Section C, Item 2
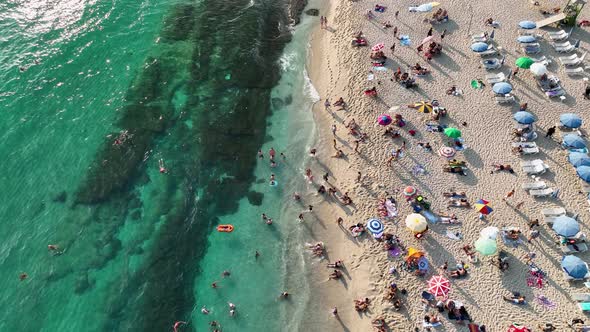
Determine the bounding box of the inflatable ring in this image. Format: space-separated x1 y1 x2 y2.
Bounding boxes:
217 225 234 233
270 180 278 187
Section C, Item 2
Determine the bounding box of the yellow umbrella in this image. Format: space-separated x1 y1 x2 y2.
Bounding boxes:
405 213 428 232
414 101 433 113
406 247 425 261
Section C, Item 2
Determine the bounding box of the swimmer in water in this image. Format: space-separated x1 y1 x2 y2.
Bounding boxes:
222 270 231 278
280 291 290 299
19 273 28 281
269 147 276 160
266 218 273 225
258 150 264 159
173 321 187 332
255 250 260 259
261 213 268 221
48 244 64 256
201 306 210 314
159 159 167 173
270 173 276 182
293 192 301 200
211 282 218 288
270 160 277 167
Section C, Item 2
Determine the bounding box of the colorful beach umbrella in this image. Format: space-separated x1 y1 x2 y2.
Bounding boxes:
414 101 433 113
563 134 586 149
405 213 428 232
475 237 497 256
475 199 493 215
371 43 385 51
560 113 583 128
519 20 536 29
517 35 536 43
562 255 589 279
492 82 513 94
577 166 590 182
552 216 580 237
529 62 547 76
406 247 424 261
428 275 451 297
508 324 531 332
378 114 392 126
366 218 384 235
444 127 461 138
403 186 417 197
515 57 534 69
480 226 500 240
438 146 456 158
513 111 536 124
471 42 489 53
569 152 590 167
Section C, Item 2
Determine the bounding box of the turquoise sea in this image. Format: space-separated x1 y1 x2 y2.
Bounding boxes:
0 0 319 331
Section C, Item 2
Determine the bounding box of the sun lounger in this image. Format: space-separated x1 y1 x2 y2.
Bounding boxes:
495 95 514 104
547 29 570 41
530 188 555 197
541 207 566 217
481 58 502 70
512 142 537 148
563 243 589 254
523 43 541 54
486 72 506 84
544 216 558 225
520 159 545 167
522 146 539 154
574 293 590 302
560 52 586 66
531 55 552 66
554 41 574 48
555 44 575 53
478 47 499 57
569 232 587 242
565 67 586 76
522 164 547 175
522 181 547 191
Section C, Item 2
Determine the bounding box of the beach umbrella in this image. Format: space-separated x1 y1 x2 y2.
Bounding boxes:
405 213 428 232
563 134 586 149
438 146 456 158
474 237 497 256
444 127 461 138
428 275 451 297
371 43 385 51
519 20 536 29
492 82 513 94
569 152 590 167
480 226 500 240
417 256 429 270
414 101 433 113
475 199 493 215
517 35 536 43
366 218 384 235
560 113 583 128
471 42 489 52
406 247 425 261
508 324 531 332
377 114 392 126
529 62 547 76
562 255 589 279
515 57 534 69
577 166 590 182
513 111 536 124
403 186 417 197
552 216 580 237
416 2 438 12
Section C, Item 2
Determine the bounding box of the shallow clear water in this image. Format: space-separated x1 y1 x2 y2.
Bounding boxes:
0 0 317 330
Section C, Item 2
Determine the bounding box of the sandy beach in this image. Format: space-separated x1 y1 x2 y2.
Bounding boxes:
299 0 590 331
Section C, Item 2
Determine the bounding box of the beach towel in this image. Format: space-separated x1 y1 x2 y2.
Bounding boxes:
388 247 402 257
535 294 556 309
423 322 442 328
373 66 388 71
422 210 438 224
385 199 398 217
446 230 463 240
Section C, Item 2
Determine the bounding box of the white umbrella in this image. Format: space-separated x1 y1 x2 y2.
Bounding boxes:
480 226 499 240
530 62 547 76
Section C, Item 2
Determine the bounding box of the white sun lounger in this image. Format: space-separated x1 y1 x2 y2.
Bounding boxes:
530 188 555 197
495 95 515 104
523 43 541 54
565 67 586 76
564 243 589 254
512 142 537 148
531 55 552 66
478 47 499 57
481 58 502 70
548 30 570 41
486 72 506 84
523 164 547 175
522 181 547 191
574 293 590 302
555 44 576 53
522 146 539 154
560 52 586 66
554 41 574 48
520 159 545 167
542 207 566 217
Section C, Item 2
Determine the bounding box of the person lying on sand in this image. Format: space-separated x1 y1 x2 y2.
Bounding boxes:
443 191 466 198
449 265 467 278
332 149 344 158
491 163 514 174
327 260 343 268
448 199 470 208
328 270 342 280
333 97 345 107
354 298 370 312
372 317 387 332
503 293 526 305
438 213 459 224
462 245 477 262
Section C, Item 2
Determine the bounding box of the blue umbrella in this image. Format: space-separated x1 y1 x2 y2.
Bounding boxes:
562 255 588 279
577 166 590 182
492 82 513 94
366 218 384 235
569 152 590 167
560 113 582 128
519 20 537 29
563 134 586 149
552 216 580 237
471 42 489 52
417 256 429 271
517 35 536 43
513 111 536 124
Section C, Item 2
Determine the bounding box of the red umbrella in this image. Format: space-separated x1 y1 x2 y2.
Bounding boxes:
507 324 530 332
427 275 450 297
377 114 392 126
371 43 385 51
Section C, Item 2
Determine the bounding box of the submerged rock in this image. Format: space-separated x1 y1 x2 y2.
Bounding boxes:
247 191 264 206
305 9 319 16
284 94 293 105
271 97 284 109
51 191 67 203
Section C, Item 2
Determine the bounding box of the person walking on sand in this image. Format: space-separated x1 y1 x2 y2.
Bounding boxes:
503 189 515 202
357 171 362 183
331 307 338 317
354 140 360 153
331 124 337 136
390 44 395 54
546 126 556 138
333 139 338 150
395 10 399 18
393 26 398 37
324 16 328 28
324 98 331 112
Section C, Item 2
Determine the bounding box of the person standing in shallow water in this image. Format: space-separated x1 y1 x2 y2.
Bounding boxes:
269 147 276 160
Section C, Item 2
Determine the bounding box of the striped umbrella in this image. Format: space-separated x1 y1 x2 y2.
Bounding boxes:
371 43 385 51
366 218 384 235
414 101 433 113
428 275 451 297
438 146 456 158
403 186 417 197
475 199 493 215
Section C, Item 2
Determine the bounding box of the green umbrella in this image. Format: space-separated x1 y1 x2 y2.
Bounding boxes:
444 127 462 138
515 57 534 69
474 237 497 256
